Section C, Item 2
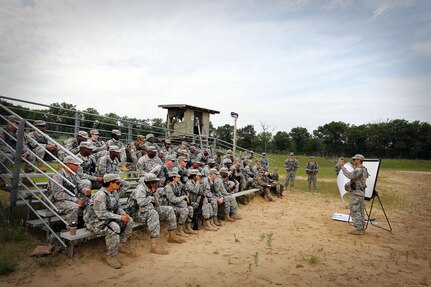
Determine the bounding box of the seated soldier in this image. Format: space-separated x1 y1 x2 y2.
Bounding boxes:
256 169 274 202
47 156 92 228
136 145 163 176
125 173 185 255
58 131 89 161
159 171 196 236
76 141 103 189
268 168 284 198
84 174 133 269
205 168 241 222
185 169 218 231
88 129 107 161
26 120 58 172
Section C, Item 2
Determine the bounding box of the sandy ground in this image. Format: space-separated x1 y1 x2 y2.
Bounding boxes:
1 170 430 287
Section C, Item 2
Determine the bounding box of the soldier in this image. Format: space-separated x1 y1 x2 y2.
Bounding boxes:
144 134 160 150
201 158 216 179
76 141 103 189
88 129 107 161
125 173 185 255
106 129 130 171
161 139 175 159
195 147 210 165
128 135 146 160
160 171 196 236
188 145 198 163
256 169 274 201
158 155 176 187
338 154 369 235
259 153 269 170
136 145 163 176
284 152 300 190
48 156 91 227
83 174 134 269
206 168 241 222
268 169 284 198
97 145 130 196
60 131 89 161
185 169 218 231
305 156 319 192
26 120 58 172
176 156 189 184
335 157 343 175
219 167 238 193
212 149 223 169
201 169 223 227
244 160 258 189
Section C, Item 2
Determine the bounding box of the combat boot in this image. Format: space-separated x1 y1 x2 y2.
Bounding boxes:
168 229 186 243
212 216 223 227
224 213 235 222
349 229 365 235
231 212 242 220
184 222 198 235
37 161 48 172
118 244 132 255
150 238 169 255
204 220 218 231
105 255 122 269
209 218 220 229
176 225 189 237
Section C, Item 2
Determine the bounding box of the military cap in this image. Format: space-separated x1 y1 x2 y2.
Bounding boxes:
146 133 154 140
168 171 180 178
209 168 219 175
111 129 121 136
177 156 189 162
164 139 171 144
34 120 46 126
189 169 202 176
191 159 200 163
164 155 174 161
90 129 100 135
137 134 145 140
208 159 216 164
189 145 196 150
262 152 266 156
215 149 222 153
290 152 294 156
177 148 188 154
103 173 121 183
223 158 232 164
7 115 20 124
181 141 188 146
144 173 160 182
226 149 233 154
310 156 315 159
219 167 229 173
77 131 89 138
79 141 94 149
147 145 157 152
64 156 81 165
109 145 121 152
352 154 365 161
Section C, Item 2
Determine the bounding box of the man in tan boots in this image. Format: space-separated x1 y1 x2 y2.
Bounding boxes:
125 173 186 255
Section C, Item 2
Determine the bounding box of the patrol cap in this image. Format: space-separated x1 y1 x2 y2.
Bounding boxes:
189 169 201 176
290 152 294 156
64 156 81 165
352 154 365 161
177 149 188 154
215 149 223 153
77 131 89 138
226 149 233 154
90 129 100 135
262 152 266 156
146 134 154 140
109 145 121 152
181 141 188 146
103 173 121 183
223 158 232 164
165 155 174 162
177 156 189 162
79 141 94 150
144 173 159 182
209 168 219 175
137 134 145 140
34 120 46 126
168 171 180 178
147 145 157 152
191 159 200 164
164 139 171 144
208 159 216 164
310 156 315 159
7 115 20 124
219 167 229 173
111 129 122 136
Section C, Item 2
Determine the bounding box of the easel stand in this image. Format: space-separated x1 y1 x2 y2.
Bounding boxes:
364 190 392 232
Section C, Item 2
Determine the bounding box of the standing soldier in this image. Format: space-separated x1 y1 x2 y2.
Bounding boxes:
125 173 185 255
305 156 319 192
338 154 369 235
284 152 299 190
84 174 134 269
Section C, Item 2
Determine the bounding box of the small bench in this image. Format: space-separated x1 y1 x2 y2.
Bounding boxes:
232 188 259 198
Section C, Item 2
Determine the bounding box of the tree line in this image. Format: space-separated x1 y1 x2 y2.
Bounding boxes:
2 100 430 159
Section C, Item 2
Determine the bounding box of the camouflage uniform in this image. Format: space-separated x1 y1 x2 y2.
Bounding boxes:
136 154 163 176
125 183 177 238
106 138 126 163
185 179 212 220
259 156 269 170
26 129 58 164
305 161 319 192
48 169 88 225
207 176 238 215
88 138 107 161
76 152 99 189
256 172 273 201
63 137 80 156
97 154 130 196
84 187 133 256
284 158 299 189
244 164 258 189
0 124 18 174
341 165 368 231
161 182 193 225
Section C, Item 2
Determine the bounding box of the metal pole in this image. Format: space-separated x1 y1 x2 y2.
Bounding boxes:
10 120 25 209
74 110 81 136
128 122 133 142
233 117 237 158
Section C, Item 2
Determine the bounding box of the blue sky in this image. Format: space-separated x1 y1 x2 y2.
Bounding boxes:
1 0 430 133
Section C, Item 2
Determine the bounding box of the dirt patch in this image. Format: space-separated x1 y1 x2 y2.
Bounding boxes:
1 171 430 287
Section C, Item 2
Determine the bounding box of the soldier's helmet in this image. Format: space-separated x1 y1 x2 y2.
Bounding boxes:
144 173 160 182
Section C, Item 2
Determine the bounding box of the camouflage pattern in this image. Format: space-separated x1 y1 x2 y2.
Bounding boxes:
84 187 133 256
256 172 273 201
259 156 269 170
305 161 319 191
125 183 177 238
88 137 107 160
0 124 18 173
161 182 193 225
64 137 80 156
48 169 88 225
201 177 218 216
284 158 299 188
206 176 238 215
136 154 163 176
96 154 130 196
106 138 126 163
76 152 98 183
185 179 212 220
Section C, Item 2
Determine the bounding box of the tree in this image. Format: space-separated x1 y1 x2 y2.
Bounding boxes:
237 124 256 150
213 124 233 144
289 127 311 153
272 131 290 153
313 121 349 157
259 121 274 152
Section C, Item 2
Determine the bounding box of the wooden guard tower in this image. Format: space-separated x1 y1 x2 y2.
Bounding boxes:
158 104 220 138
